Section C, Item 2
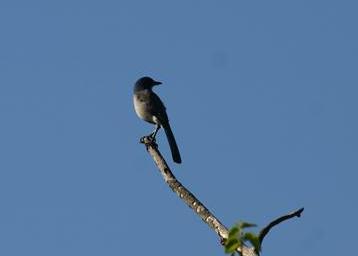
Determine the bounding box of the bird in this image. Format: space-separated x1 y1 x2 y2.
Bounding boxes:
133 76 182 164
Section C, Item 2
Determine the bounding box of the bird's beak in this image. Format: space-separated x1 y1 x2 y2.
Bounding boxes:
153 80 162 86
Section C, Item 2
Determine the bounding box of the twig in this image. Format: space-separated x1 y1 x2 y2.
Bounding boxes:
258 207 304 244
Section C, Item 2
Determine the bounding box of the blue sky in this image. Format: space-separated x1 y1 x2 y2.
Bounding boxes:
0 1 357 255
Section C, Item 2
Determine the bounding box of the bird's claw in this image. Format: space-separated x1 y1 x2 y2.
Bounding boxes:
148 134 156 142
139 135 156 144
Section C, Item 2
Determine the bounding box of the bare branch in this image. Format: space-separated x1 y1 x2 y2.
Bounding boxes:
140 136 303 256
258 208 304 244
140 136 256 256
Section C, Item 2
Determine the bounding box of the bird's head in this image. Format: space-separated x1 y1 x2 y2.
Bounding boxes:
134 76 162 92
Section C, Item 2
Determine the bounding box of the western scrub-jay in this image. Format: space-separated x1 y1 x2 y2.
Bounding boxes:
133 76 182 164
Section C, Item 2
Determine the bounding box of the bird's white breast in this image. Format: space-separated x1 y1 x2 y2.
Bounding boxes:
133 94 156 124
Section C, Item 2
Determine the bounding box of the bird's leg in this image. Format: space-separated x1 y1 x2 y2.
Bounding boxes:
149 124 161 141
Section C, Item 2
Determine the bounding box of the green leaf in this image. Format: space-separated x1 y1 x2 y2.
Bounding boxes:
224 221 259 255
224 238 241 254
228 226 240 239
243 232 261 254
239 222 257 229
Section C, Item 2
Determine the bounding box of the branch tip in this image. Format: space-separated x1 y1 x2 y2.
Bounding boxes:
295 207 304 217
258 207 304 245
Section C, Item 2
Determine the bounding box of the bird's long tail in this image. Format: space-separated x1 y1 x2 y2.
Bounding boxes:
162 122 182 164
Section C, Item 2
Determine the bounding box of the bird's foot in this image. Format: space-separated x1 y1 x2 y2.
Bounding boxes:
140 135 156 144
148 133 157 142
140 135 158 149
